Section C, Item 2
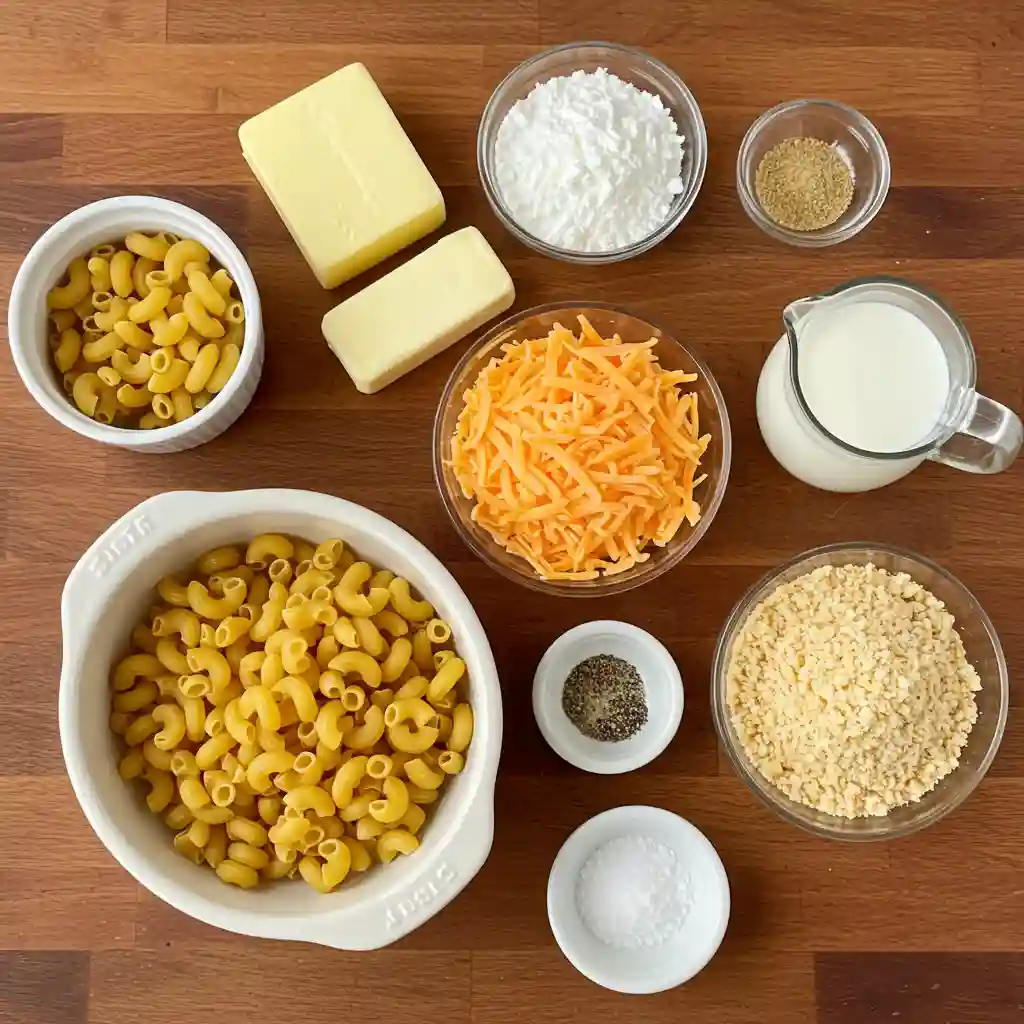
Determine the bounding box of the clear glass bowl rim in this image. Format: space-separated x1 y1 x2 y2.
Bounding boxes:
432 301 732 596
477 41 709 264
710 541 1009 840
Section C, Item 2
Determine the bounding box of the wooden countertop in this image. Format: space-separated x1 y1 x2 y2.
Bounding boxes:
1 2 1022 1022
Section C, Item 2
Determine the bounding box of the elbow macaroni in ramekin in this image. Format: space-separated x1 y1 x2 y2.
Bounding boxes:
49 232 246 430
8 196 264 453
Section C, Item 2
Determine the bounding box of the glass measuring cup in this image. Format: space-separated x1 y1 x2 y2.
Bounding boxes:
755 276 1023 492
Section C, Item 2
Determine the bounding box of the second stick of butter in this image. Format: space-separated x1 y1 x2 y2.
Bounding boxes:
321 227 515 394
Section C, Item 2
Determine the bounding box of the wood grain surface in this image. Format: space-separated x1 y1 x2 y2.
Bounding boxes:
1 2 1022 1022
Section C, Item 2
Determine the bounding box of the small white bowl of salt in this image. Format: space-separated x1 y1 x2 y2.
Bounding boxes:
547 806 730 993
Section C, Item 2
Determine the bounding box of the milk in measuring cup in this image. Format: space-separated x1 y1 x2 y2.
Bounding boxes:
757 301 950 492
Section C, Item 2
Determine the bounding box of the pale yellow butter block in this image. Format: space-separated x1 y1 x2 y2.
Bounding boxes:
321 227 515 394
238 62 445 289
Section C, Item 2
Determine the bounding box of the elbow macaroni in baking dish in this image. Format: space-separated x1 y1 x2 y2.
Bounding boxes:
109 533 474 892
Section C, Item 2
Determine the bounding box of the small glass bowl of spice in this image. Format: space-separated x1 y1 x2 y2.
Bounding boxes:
736 98 890 247
532 621 684 774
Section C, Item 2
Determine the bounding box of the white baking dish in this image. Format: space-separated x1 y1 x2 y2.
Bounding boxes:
8 196 263 453
59 489 502 949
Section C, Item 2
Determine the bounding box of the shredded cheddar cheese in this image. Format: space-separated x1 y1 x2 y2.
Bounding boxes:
449 315 712 580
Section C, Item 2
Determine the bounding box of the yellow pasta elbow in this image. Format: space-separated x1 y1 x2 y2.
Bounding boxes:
427 656 466 704
164 239 210 281
47 257 90 309
72 371 103 416
183 291 225 339
344 705 385 751
188 269 228 315
129 285 172 323
368 777 410 824
272 676 319 722
404 757 445 791
205 343 240 393
187 578 247 619
377 829 420 864
283 785 335 818
152 703 187 750
327 650 382 689
147 357 190 394
388 578 434 621
387 721 440 755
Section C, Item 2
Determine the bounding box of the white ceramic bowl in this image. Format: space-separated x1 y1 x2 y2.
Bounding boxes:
532 621 683 773
547 806 730 993
59 489 502 949
7 196 264 453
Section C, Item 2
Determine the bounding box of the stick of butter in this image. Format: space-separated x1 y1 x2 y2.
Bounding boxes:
321 227 515 394
238 63 445 289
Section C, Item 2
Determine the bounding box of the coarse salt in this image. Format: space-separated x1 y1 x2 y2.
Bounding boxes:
493 68 685 252
575 835 692 949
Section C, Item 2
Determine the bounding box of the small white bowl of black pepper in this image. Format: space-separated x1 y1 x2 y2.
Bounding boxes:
532 621 684 774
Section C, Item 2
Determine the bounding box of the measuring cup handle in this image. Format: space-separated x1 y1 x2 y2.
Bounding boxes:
930 391 1023 474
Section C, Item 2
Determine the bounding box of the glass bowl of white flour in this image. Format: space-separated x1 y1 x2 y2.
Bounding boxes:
478 42 707 263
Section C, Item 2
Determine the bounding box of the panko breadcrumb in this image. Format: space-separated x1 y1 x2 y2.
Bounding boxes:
726 563 981 819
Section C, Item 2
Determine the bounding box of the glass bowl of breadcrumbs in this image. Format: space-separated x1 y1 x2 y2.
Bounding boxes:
711 543 1008 840
736 99 890 247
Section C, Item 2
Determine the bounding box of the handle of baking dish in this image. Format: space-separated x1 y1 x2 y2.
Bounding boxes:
61 491 222 653
307 790 496 950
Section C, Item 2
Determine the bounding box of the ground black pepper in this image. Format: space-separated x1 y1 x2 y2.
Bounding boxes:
561 654 648 742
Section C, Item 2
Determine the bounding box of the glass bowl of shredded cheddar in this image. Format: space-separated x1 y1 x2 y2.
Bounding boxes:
433 303 731 595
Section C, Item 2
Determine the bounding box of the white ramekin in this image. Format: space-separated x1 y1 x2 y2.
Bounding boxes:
7 196 264 453
59 489 502 949
533 621 683 774
547 806 729 993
